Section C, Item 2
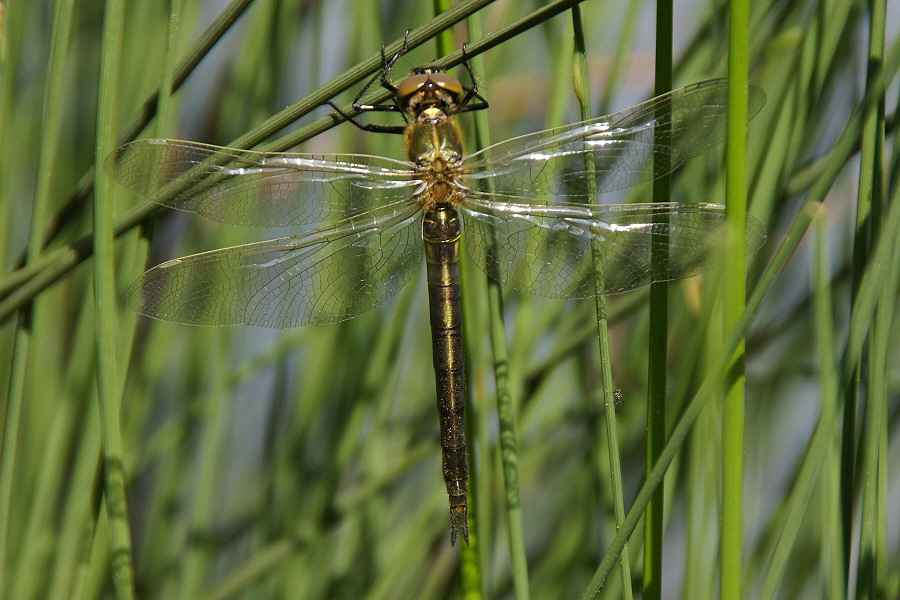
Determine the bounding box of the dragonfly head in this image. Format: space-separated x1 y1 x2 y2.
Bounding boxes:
396 68 463 118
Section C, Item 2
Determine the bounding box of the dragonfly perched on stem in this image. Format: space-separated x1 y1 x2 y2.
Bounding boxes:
106 40 766 546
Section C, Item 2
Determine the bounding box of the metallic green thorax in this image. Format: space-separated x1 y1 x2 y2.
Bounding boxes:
406 108 466 210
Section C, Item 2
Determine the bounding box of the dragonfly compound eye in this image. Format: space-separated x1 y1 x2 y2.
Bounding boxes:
425 72 463 99
396 72 465 114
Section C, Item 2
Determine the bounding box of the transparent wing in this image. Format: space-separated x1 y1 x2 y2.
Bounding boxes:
461 79 766 199
461 196 766 298
126 201 423 327
105 139 418 227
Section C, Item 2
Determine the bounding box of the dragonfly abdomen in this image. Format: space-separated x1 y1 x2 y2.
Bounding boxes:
422 206 469 546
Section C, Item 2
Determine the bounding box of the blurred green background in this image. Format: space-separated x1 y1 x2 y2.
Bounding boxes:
0 0 897 599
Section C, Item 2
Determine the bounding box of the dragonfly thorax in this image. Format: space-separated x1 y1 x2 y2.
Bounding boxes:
417 106 449 124
413 157 466 209
406 107 466 210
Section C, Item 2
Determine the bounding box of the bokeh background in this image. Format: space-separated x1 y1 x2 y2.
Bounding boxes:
1 0 897 598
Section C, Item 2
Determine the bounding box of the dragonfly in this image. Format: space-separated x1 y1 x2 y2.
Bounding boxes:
105 43 766 546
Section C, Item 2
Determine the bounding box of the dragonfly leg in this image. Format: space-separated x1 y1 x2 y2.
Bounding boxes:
327 100 406 134
456 42 489 113
341 33 406 116
329 32 414 133
378 31 410 93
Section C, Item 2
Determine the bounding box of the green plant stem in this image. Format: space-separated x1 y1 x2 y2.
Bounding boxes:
841 0 882 582
722 0 752 596
571 5 633 597
0 0 75 590
0 0 17 271
94 1 135 597
432 0 454 57
854 1 888 597
645 0 672 597
467 15 530 599
460 13 487 600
